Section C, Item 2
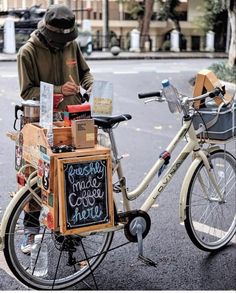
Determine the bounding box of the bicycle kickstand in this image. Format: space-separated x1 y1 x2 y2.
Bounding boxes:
135 223 157 267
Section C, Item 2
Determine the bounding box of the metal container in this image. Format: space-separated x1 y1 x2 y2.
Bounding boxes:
21 99 40 118
14 99 40 130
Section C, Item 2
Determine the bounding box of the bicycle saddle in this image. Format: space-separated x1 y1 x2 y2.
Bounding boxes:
94 114 132 129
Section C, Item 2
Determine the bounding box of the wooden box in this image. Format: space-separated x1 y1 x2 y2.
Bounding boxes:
20 123 114 233
193 69 232 109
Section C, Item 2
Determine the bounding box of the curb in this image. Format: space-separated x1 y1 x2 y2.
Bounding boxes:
0 52 228 62
85 53 228 61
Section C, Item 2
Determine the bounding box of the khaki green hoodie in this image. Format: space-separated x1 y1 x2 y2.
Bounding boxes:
17 31 93 110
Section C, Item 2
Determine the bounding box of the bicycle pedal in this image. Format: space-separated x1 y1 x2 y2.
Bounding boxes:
138 255 157 267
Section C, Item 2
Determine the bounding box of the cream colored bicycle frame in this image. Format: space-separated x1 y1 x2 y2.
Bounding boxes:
111 117 222 222
0 117 223 249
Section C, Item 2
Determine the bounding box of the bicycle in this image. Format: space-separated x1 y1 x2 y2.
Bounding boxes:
0 87 235 290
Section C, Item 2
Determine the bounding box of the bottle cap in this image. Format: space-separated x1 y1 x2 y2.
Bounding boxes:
34 234 43 243
162 79 170 88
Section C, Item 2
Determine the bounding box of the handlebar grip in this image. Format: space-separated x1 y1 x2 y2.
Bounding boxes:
82 92 90 102
14 105 23 130
209 87 224 98
138 91 162 99
193 87 225 102
15 105 23 120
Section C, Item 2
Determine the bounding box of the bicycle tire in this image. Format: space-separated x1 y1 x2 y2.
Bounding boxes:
184 149 236 252
3 183 114 290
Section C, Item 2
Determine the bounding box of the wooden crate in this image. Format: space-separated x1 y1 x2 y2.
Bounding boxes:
193 69 232 109
20 123 113 232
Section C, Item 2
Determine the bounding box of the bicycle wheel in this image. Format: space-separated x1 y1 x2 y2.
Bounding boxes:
185 149 236 252
4 183 114 290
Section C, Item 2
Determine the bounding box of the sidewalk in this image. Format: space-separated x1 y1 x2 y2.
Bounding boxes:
0 50 228 62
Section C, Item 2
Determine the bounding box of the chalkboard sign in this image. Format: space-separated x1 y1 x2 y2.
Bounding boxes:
58 154 114 234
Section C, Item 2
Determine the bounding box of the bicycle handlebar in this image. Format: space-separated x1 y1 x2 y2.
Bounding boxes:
138 91 162 99
138 87 225 102
187 86 225 102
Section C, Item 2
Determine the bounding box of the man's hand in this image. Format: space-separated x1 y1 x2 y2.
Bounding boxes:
61 81 80 96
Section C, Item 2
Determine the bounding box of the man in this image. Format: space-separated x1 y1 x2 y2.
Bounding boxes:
17 4 93 111
17 4 93 253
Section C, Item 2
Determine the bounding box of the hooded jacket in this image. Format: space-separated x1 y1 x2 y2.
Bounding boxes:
17 31 93 110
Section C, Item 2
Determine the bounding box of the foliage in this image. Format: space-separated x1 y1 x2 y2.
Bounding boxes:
156 0 181 31
208 61 236 83
124 0 144 20
195 0 227 33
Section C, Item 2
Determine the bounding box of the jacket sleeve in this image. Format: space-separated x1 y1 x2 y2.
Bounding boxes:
76 45 94 90
17 49 41 100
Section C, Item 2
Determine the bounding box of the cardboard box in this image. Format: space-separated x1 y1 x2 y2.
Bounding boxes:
71 119 95 149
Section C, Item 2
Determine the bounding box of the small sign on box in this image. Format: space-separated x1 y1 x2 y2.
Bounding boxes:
71 119 95 149
93 97 112 116
90 80 113 116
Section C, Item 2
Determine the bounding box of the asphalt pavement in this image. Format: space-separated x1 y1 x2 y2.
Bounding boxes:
1 50 234 92
0 56 235 291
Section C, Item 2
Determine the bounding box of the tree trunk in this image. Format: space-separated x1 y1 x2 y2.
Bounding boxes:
140 0 154 52
228 0 236 67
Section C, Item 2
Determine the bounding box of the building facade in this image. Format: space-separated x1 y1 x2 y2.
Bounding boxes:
0 0 226 52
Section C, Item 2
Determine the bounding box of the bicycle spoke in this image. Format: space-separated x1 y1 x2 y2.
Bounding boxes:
3 183 114 290
185 150 236 251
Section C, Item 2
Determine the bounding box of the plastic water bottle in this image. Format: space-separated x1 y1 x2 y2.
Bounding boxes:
30 234 48 277
162 79 181 113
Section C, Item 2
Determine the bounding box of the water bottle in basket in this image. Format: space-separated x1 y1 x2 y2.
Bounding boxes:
30 234 48 277
162 79 181 113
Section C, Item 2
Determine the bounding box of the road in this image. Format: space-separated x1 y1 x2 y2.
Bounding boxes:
0 58 235 290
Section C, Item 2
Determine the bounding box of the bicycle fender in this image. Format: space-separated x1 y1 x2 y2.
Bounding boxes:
0 177 38 251
179 157 202 223
179 146 220 222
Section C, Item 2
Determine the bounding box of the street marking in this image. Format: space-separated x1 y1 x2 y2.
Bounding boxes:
192 221 236 244
152 204 159 208
119 123 174 138
113 71 139 74
0 74 18 78
154 125 163 130
180 222 236 244
155 69 180 73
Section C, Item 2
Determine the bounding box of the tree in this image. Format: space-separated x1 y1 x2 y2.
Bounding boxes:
157 0 181 32
125 0 181 51
140 0 154 51
227 0 236 67
196 0 235 67
124 0 154 51
125 0 145 32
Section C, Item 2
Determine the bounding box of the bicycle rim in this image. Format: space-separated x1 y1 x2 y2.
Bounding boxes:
185 150 236 252
4 184 114 290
